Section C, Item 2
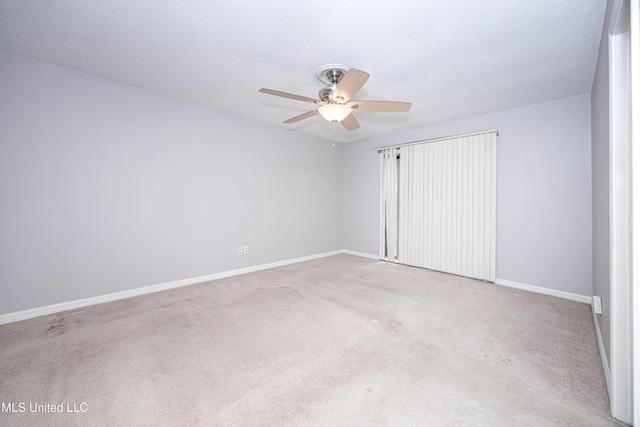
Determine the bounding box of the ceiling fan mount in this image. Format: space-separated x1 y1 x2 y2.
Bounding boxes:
315 64 349 85
259 64 412 132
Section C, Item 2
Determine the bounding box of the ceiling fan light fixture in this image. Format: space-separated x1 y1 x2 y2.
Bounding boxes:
318 104 352 122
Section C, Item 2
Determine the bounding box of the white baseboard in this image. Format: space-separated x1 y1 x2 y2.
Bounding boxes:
494 278 592 304
0 249 346 325
342 249 381 260
0 253 594 325
592 306 612 401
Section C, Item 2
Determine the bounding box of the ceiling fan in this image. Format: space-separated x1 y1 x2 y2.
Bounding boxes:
259 64 412 131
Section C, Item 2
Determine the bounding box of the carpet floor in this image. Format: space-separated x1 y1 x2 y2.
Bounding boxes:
0 254 624 426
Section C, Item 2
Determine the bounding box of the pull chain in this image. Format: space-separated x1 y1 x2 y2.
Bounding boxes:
331 120 336 147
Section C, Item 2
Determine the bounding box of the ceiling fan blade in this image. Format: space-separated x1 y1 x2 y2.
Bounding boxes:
332 69 370 102
259 88 319 104
340 113 360 131
283 109 319 124
347 100 412 112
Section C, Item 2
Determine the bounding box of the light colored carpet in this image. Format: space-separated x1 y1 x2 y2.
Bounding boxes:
0 254 623 426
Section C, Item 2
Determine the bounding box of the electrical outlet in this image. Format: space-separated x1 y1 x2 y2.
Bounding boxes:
237 244 244 254
243 245 250 255
593 296 602 314
373 244 379 253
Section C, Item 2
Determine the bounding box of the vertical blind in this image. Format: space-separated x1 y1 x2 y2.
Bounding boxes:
380 131 497 282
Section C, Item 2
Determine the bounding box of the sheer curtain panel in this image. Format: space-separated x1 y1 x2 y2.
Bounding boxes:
381 148 399 260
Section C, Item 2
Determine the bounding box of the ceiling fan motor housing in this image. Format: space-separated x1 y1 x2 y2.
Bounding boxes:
318 86 336 102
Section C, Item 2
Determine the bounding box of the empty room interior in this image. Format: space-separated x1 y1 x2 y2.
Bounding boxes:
1 1 638 426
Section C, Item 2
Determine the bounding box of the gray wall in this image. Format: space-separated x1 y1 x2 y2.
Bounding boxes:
0 51 343 315
343 95 593 297
591 0 613 367
0 48 600 316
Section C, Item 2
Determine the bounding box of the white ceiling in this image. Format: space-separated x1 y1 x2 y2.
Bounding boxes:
0 1 607 143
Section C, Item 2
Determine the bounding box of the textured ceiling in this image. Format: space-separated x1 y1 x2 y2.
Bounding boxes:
0 1 607 143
